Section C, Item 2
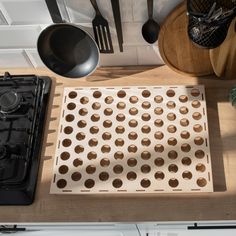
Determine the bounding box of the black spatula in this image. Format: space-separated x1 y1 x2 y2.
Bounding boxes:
90 0 114 53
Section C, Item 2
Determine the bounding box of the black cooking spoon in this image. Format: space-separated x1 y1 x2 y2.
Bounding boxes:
142 0 160 44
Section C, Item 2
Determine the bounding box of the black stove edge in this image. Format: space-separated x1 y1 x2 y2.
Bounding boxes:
1 73 36 79
0 75 52 205
25 76 52 205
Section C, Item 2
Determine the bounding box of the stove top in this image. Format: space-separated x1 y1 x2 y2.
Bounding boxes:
0 72 51 205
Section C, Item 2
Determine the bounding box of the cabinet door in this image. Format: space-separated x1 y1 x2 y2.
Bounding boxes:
145 229 236 236
0 49 33 67
13 224 139 236
137 222 236 236
0 0 51 25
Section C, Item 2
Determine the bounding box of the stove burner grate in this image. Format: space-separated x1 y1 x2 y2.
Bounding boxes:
0 146 7 160
0 72 51 205
0 90 22 114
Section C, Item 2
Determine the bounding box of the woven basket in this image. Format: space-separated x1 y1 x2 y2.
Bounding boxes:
187 0 236 48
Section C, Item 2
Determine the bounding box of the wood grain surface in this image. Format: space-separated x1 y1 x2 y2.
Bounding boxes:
158 2 214 77
210 18 236 79
51 86 213 194
0 66 236 223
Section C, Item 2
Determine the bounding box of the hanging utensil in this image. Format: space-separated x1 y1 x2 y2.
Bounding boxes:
90 0 113 53
37 0 99 79
229 86 236 106
187 0 236 49
142 0 160 44
110 0 123 52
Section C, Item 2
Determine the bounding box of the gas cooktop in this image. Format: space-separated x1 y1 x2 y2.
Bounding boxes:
0 72 51 205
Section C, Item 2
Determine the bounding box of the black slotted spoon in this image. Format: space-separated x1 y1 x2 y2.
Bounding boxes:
90 0 114 53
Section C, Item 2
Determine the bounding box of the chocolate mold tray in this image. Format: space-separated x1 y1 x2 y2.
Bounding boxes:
50 86 213 194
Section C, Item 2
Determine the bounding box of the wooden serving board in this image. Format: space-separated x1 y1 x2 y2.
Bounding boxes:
210 18 236 79
50 85 213 194
158 2 214 77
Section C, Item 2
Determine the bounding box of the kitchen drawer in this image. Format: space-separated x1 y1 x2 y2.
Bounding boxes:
0 49 33 67
137 222 236 236
1 224 139 236
0 0 51 25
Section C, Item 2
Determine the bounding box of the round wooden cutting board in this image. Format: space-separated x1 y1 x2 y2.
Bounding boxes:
210 18 236 79
158 2 214 76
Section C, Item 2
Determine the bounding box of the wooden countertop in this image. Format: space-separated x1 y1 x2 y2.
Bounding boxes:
0 65 236 222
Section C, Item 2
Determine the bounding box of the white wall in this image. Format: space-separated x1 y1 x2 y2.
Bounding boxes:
0 0 183 68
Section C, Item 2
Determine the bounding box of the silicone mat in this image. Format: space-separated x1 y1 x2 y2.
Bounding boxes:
50 86 213 194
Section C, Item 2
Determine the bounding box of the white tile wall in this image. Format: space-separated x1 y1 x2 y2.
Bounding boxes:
122 22 147 46
133 0 183 23
137 45 164 65
64 0 133 23
0 0 51 25
0 0 183 68
64 0 183 24
25 48 45 68
80 22 151 48
99 46 138 66
0 9 7 25
0 25 42 48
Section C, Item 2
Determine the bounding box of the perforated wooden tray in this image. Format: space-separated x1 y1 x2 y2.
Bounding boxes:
50 86 213 194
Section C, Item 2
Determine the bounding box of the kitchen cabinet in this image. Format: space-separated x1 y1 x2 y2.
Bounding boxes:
137 222 236 236
0 224 139 236
2 223 236 235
